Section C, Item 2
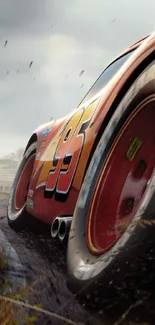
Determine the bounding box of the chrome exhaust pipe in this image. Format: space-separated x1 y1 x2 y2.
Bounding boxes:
58 217 72 241
51 217 62 239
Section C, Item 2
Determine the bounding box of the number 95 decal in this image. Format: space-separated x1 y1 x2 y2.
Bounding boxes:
37 99 99 202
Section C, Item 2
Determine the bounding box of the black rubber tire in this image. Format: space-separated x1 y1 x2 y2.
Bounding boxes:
7 142 36 231
67 61 155 306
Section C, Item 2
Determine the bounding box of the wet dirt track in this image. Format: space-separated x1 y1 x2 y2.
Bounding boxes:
0 194 104 325
1 194 155 325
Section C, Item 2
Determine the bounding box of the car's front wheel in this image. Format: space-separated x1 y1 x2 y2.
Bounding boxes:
67 61 155 306
7 142 36 231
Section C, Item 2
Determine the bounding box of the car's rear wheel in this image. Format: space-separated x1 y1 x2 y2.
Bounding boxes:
7 142 36 230
67 61 155 306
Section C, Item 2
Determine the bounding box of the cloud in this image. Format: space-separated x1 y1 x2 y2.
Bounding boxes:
1 0 155 156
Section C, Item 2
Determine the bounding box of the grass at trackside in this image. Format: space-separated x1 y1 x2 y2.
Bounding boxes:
0 244 39 325
0 246 81 325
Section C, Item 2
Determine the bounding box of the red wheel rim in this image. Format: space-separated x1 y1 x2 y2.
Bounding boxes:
14 154 35 210
86 96 155 254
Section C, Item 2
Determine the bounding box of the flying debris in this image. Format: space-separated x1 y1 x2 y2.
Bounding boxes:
4 40 8 47
81 84 84 88
29 61 33 68
79 69 84 76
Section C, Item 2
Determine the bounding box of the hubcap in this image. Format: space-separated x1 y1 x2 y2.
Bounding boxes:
87 96 155 254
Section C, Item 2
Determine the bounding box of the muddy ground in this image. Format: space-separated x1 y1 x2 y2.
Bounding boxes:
1 194 155 325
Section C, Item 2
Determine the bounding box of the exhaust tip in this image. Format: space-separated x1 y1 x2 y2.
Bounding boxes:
58 220 67 241
58 217 72 241
51 218 60 238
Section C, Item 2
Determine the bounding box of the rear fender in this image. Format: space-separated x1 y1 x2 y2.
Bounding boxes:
24 119 66 199
24 118 66 164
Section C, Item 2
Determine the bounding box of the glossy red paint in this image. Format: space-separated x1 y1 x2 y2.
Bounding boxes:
24 32 155 226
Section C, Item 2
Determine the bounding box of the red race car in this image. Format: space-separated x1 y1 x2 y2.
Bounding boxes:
7 32 155 297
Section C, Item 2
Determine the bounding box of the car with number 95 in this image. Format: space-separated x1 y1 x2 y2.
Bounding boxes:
7 31 155 304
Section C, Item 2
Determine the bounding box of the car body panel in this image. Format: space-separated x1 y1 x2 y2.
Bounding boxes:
25 32 155 224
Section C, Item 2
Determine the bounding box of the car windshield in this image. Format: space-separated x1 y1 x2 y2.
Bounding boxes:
80 49 135 105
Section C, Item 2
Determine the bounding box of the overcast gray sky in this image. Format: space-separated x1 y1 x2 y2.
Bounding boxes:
1 0 155 156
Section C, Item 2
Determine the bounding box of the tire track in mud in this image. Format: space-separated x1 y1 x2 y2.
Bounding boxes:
1 194 155 324
0 194 104 325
